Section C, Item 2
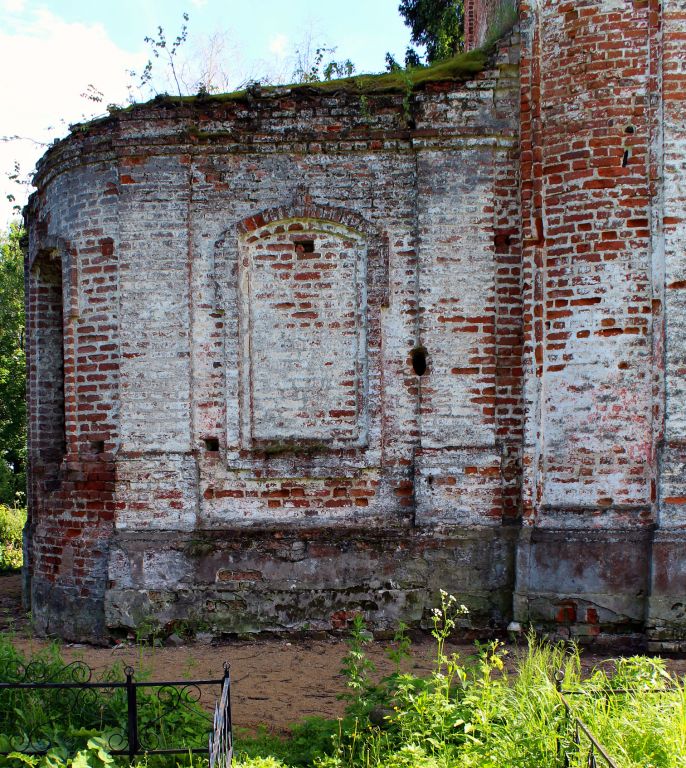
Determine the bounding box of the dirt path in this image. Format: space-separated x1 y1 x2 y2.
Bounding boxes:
2 574 685 734
9 633 422 732
0 573 25 632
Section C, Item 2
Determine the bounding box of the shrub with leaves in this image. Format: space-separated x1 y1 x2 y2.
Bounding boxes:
3 736 114 768
0 503 25 571
0 224 26 508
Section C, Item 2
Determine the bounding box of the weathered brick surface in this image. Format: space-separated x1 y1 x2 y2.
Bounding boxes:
649 0 686 645
465 0 505 49
512 0 673 642
26 160 120 640
26 37 521 640
520 0 656 511
25 2 686 644
104 527 517 634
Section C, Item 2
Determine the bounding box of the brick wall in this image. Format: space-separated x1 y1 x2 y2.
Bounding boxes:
26 4 686 646
651 0 686 646
464 0 511 50
27 37 522 640
515 0 663 638
26 160 120 640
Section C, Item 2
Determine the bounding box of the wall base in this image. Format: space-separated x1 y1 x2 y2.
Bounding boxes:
513 526 653 640
31 578 107 644
105 526 518 637
647 529 686 649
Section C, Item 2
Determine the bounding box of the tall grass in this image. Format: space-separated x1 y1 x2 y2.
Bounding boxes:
237 593 685 768
566 656 686 767
300 596 686 768
311 592 581 768
1 596 685 768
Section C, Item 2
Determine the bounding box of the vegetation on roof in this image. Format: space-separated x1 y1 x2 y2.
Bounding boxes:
71 7 517 132
107 45 491 116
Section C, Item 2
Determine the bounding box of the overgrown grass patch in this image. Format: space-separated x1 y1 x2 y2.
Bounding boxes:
232 595 686 767
0 597 685 767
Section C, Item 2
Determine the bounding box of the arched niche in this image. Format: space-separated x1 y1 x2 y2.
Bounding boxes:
217 203 388 456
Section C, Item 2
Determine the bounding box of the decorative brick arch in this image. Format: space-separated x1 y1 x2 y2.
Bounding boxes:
238 201 383 237
232 204 387 454
236 202 389 308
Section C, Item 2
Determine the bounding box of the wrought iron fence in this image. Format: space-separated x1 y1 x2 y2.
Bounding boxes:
554 670 673 768
0 658 232 763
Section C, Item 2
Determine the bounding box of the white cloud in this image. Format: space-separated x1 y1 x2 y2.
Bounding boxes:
190 0 208 7
2 0 26 13
0 8 145 225
269 33 288 59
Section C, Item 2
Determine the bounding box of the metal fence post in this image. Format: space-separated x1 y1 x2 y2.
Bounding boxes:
555 670 565 767
224 661 232 747
125 666 139 759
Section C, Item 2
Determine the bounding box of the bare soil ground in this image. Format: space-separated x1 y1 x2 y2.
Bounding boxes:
1 574 685 734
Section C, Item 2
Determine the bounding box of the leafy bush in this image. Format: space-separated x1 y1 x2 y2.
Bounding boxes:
3 737 114 768
0 503 25 571
0 225 27 508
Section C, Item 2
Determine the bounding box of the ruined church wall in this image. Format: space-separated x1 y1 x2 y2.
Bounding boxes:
515 0 667 640
27 39 522 640
652 0 686 644
27 1 686 646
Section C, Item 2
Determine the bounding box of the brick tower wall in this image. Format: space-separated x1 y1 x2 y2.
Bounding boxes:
25 165 120 641
651 0 686 646
515 0 666 640
464 0 514 50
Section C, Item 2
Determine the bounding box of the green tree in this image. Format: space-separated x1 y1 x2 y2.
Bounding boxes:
0 223 26 506
398 0 465 64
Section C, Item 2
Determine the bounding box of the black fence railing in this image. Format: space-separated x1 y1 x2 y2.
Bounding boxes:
555 675 619 768
554 670 673 768
0 659 232 763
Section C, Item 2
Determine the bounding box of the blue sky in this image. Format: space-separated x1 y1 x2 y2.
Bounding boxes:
0 0 415 224
41 0 413 74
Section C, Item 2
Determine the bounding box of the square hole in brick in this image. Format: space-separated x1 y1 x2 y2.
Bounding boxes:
204 437 220 452
90 439 105 454
295 239 315 253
